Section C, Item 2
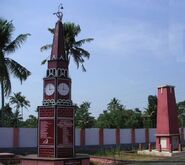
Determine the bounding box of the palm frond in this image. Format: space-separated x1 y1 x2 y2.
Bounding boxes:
48 28 54 34
75 47 90 59
4 33 31 54
0 52 11 95
70 49 87 71
75 38 94 47
81 64 86 72
41 59 47 65
2 75 11 97
71 49 80 69
0 19 14 50
5 58 31 83
40 44 52 52
64 22 81 37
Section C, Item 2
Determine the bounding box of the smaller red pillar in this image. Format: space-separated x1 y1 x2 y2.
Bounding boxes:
148 143 152 152
131 128 135 144
116 128 120 145
13 128 19 148
99 128 104 145
80 128 85 146
145 128 149 143
156 85 180 152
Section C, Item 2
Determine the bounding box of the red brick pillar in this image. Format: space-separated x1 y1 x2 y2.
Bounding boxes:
131 128 135 144
13 128 19 147
145 128 149 143
116 128 120 145
99 128 104 145
80 128 85 146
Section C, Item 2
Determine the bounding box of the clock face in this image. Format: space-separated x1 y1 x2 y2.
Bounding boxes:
45 83 55 96
58 83 69 96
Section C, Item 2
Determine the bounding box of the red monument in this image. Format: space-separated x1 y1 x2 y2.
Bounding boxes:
38 8 74 159
156 85 180 152
21 4 89 165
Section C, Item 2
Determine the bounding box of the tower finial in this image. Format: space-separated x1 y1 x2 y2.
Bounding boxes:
53 3 64 21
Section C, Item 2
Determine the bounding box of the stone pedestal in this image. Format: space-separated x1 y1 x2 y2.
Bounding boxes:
156 85 180 152
21 154 90 165
38 106 75 158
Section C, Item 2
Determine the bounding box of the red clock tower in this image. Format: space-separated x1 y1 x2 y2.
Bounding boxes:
38 8 75 158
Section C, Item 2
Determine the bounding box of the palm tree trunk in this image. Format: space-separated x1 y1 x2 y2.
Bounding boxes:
0 80 4 126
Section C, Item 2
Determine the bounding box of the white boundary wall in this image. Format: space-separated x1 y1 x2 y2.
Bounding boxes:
120 129 131 144
104 129 116 145
85 128 99 145
135 129 145 143
0 128 13 147
19 128 37 147
75 128 80 146
149 128 156 142
1 128 184 148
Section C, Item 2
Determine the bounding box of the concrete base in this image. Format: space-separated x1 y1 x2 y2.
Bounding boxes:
0 152 20 164
138 149 185 157
21 154 90 165
0 153 15 158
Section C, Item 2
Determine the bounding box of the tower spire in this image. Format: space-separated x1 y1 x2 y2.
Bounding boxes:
53 3 64 21
50 4 66 61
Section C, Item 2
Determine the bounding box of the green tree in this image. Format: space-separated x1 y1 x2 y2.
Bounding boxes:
22 115 38 128
2 103 13 127
96 98 126 128
75 102 96 128
96 111 112 128
40 22 93 71
11 109 22 128
107 97 124 111
125 108 144 128
144 95 157 128
9 92 30 120
0 18 31 125
177 100 185 127
96 98 144 128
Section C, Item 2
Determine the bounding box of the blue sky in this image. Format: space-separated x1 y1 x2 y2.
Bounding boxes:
1 0 185 119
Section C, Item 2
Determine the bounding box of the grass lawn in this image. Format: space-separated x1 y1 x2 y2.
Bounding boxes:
90 149 185 165
92 150 165 161
2 149 185 165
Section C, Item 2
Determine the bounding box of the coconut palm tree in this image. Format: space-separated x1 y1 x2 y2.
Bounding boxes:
40 22 93 71
107 98 124 111
0 18 31 123
11 109 22 128
9 92 30 120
